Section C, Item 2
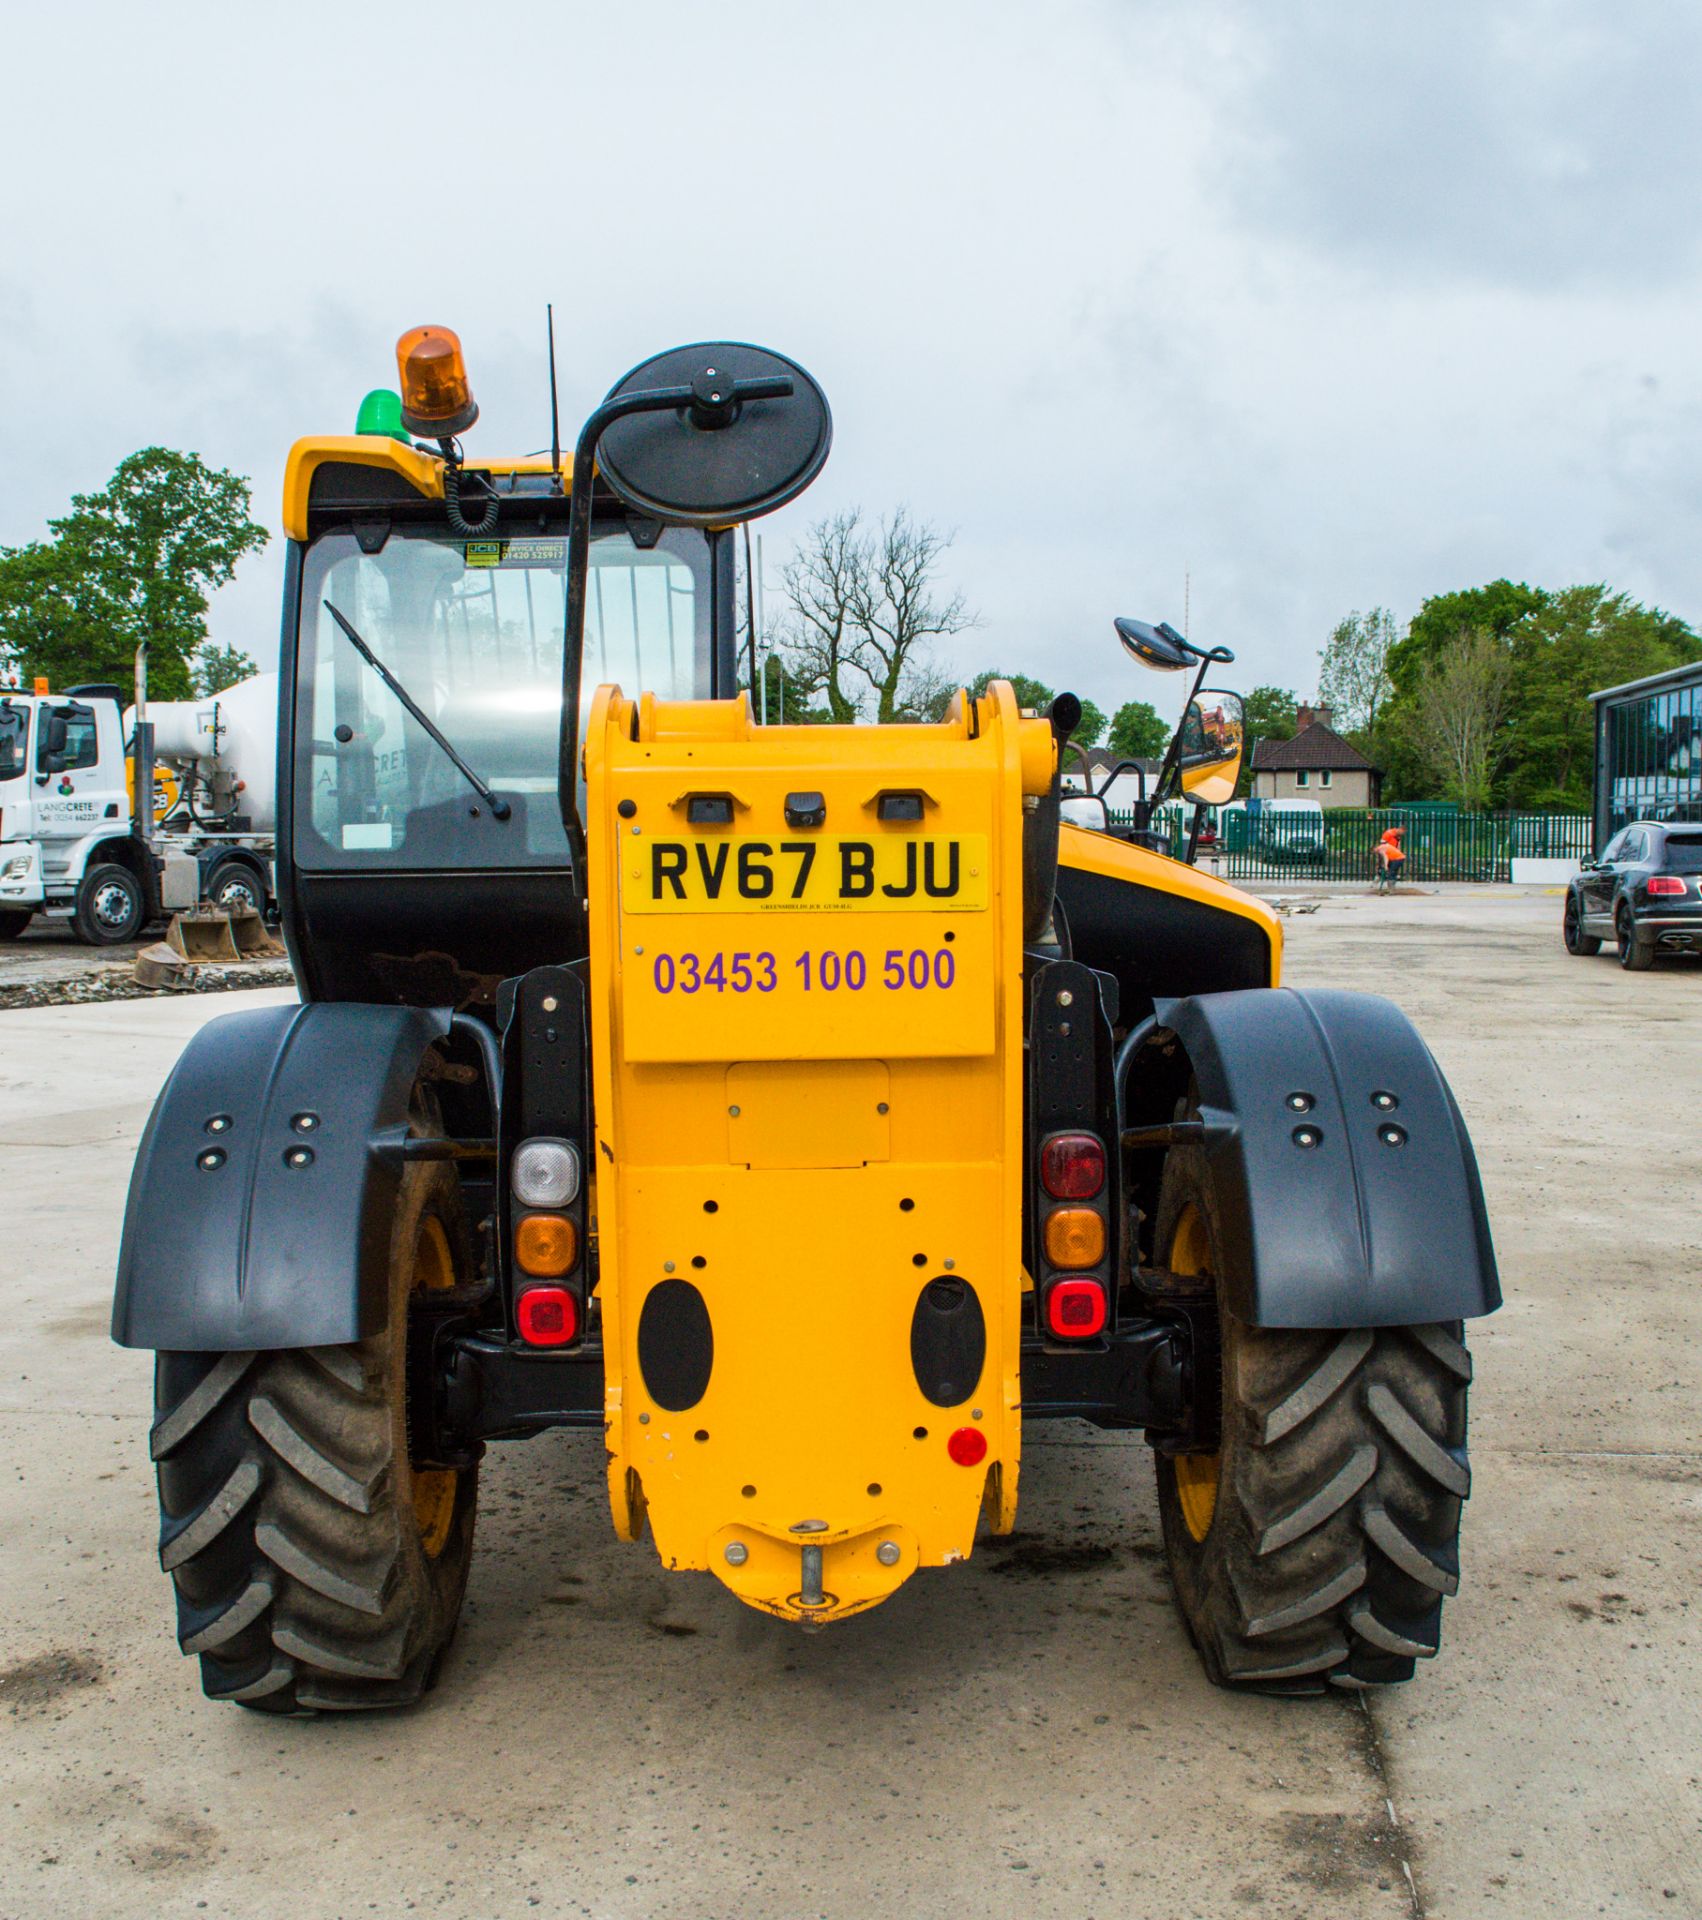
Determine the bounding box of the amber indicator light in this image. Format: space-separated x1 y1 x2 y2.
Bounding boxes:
516 1213 578 1277
1043 1207 1105 1270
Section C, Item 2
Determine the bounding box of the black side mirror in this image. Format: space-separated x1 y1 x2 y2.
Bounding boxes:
1115 617 1194 672
44 714 69 756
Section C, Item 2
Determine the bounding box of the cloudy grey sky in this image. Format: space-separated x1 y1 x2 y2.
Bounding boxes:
5 0 1699 725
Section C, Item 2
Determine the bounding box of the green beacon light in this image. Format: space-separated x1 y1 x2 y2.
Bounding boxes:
355 388 411 444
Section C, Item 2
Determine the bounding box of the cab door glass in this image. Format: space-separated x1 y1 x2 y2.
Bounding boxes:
0 703 26 780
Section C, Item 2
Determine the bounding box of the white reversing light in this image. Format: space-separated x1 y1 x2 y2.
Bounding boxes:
511 1137 580 1209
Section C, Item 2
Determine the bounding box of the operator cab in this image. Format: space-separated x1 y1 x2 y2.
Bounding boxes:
281 473 733 1005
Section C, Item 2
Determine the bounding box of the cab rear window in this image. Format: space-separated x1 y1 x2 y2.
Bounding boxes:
1663 835 1702 873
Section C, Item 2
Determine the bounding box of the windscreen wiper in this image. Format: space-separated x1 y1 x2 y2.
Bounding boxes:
322 601 510 822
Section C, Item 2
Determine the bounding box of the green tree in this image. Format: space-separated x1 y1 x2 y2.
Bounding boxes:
0 448 268 700
1235 685 1299 796
1397 626 1513 808
1318 608 1396 750
1503 587 1695 809
1380 583 1545 801
1107 698 1168 760
1072 698 1107 748
191 641 259 696
1389 580 1548 689
963 670 1103 745
0 541 102 688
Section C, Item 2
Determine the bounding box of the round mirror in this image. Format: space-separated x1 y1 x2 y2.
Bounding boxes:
596 342 832 528
1179 690 1245 807
1115 616 1194 671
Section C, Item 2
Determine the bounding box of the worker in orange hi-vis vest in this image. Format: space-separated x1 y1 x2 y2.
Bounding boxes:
1375 824 1406 892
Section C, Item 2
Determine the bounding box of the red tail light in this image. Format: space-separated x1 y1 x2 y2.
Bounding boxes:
947 1426 988 1467
1045 1278 1108 1339
1041 1132 1105 1200
517 1285 578 1347
1647 875 1686 896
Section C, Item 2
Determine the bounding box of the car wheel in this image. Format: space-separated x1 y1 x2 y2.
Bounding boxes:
1562 893 1600 956
1616 905 1654 972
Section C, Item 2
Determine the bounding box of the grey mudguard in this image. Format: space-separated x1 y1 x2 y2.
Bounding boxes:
113 1002 450 1351
1155 988 1499 1328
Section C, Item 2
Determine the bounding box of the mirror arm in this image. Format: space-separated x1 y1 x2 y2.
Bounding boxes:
1184 799 1207 866
555 373 795 886
1151 653 1216 811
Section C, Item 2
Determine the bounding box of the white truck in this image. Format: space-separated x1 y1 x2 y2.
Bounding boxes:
0 672 277 945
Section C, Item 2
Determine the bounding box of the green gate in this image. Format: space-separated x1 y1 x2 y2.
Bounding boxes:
1109 808 1592 882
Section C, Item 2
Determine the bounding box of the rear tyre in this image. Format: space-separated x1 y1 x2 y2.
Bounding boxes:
74 862 145 945
1153 1127 1471 1692
148 1156 478 1712
1562 894 1600 956
1616 905 1654 971
0 909 32 940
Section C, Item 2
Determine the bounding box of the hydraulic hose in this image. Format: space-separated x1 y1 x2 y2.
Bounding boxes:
442 459 499 538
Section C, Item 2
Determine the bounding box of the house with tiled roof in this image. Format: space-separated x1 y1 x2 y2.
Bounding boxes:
1249 704 1381 809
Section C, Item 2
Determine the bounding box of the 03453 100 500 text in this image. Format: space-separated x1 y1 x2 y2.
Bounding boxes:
644 946 959 996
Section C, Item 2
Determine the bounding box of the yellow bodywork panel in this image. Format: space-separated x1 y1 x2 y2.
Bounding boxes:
1056 819 1284 981
584 683 1051 1622
281 436 578 540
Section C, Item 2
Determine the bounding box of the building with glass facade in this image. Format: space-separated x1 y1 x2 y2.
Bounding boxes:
1591 660 1702 850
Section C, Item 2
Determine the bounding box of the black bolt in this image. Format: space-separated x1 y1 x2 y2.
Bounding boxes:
1371 1090 1399 1111
1285 1092 1315 1113
197 1148 226 1171
1292 1125 1322 1150
617 798 637 819
285 1146 315 1169
1378 1124 1408 1147
291 1112 318 1134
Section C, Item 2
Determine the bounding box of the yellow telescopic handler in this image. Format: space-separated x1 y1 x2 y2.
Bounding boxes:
113 328 1497 1710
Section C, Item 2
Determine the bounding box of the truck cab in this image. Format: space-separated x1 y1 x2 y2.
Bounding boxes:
0 689 137 937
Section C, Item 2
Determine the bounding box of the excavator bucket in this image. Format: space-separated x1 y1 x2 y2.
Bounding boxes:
166 906 242 963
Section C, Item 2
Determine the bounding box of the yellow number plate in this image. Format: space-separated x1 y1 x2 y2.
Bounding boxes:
621 834 989 914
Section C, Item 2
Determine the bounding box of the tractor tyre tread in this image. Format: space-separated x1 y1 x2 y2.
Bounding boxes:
1153 1123 1471 1695
148 1159 475 1713
1161 1318 1469 1692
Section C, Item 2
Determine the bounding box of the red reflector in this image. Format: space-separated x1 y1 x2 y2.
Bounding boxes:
947 1426 988 1467
1647 875 1686 896
1041 1132 1105 1200
1046 1278 1108 1339
517 1285 578 1347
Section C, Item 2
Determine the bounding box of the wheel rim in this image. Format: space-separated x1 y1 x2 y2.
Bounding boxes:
1564 900 1578 947
217 879 258 912
409 1212 459 1558
1168 1202 1220 1543
1617 913 1631 960
93 880 134 929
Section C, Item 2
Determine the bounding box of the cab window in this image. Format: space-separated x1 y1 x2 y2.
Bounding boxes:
295 524 712 871
36 705 100 774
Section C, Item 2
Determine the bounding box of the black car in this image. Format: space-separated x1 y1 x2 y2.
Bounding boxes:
1563 820 1702 970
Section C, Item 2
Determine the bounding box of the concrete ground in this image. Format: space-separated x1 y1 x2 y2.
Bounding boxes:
0 887 1696 1920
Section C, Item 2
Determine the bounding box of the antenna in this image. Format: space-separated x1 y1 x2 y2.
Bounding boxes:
742 521 760 714
546 303 563 494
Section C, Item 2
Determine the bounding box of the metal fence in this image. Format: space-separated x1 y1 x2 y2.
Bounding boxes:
1107 807 1593 883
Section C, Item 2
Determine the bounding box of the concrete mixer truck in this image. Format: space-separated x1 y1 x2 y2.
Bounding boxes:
0 666 277 944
